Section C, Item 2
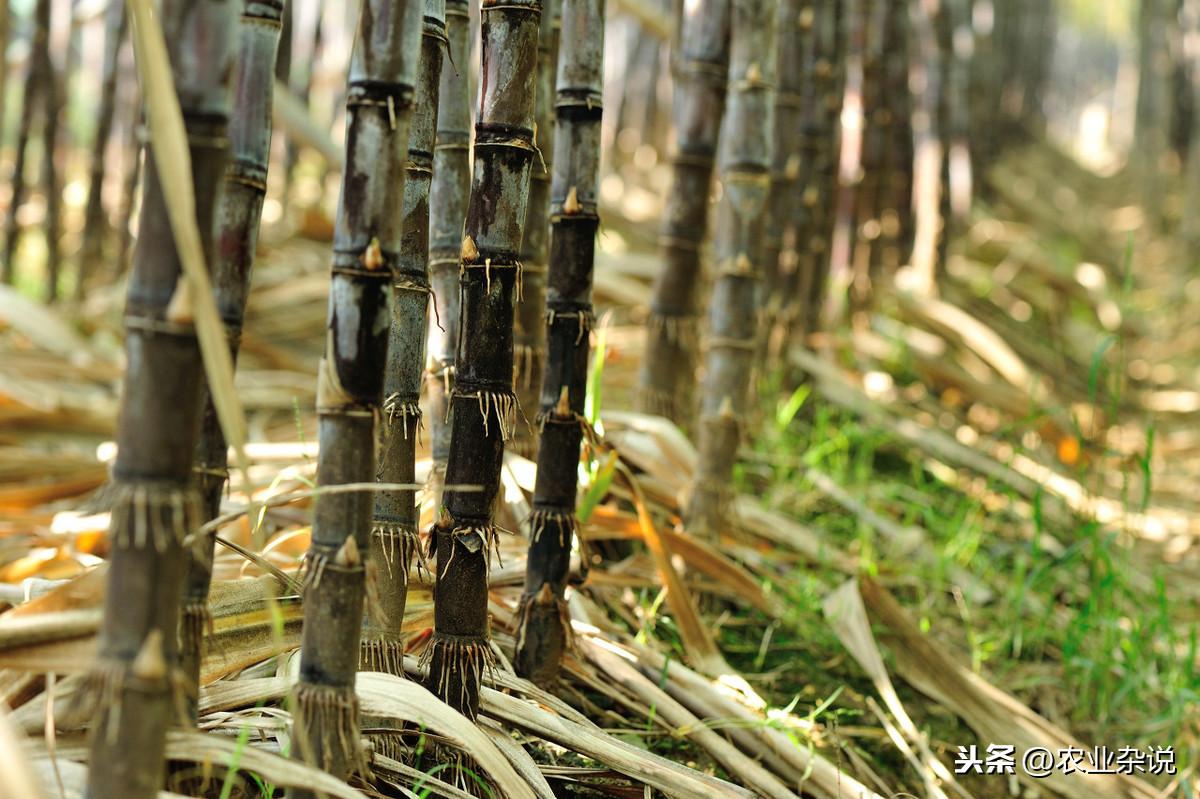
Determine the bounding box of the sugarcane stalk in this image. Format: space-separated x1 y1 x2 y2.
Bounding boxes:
687 0 778 540
797 0 846 340
511 0 560 460
425 0 471 498
78 0 129 300
513 0 605 686
85 2 234 797
850 0 888 297
908 0 943 294
2 0 53 287
428 0 541 720
636 0 731 429
361 0 446 682
761 0 813 357
289 0 423 788
40 51 62 302
180 0 286 724
878 0 913 273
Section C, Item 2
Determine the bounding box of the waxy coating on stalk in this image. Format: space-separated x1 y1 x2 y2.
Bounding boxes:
361 0 446 687
428 0 541 720
512 0 561 460
289 0 423 789
181 0 286 724
637 0 731 429
86 2 234 797
687 0 779 540
426 0 471 496
514 0 605 686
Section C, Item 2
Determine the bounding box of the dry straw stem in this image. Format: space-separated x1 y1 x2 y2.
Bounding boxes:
126 0 249 489
0 703 48 799
858 576 1159 799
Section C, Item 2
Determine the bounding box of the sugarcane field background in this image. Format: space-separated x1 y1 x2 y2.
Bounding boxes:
2 0 1200 796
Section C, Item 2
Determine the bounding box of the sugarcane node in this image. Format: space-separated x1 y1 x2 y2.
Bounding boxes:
291 682 370 778
563 185 582 214
130 629 168 682
460 234 479 262
164 279 194 325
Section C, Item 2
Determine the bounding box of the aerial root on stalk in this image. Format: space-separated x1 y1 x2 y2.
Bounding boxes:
420 632 496 720
430 524 505 578
370 522 426 581
382 396 423 441
360 636 407 677
513 588 574 684
535 407 599 447
463 388 522 441
291 682 370 778
513 344 544 390
645 312 698 349
110 480 202 553
527 508 579 547
636 385 683 422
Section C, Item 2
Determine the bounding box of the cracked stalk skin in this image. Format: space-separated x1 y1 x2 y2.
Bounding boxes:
514 0 605 686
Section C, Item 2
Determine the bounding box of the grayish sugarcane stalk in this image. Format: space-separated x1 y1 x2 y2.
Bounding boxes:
687 0 778 540
362 0 446 684
85 2 234 797
512 0 561 460
289 0 423 788
797 0 845 340
428 0 541 720
180 0 286 723
425 0 471 500
636 0 731 429
513 0 605 686
761 0 813 356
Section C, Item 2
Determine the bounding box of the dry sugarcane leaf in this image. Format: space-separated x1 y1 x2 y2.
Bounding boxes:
0 286 95 361
355 672 539 799
615 464 728 675
584 505 783 615
0 701 49 799
823 579 969 799
125 0 250 489
479 684 759 799
165 729 361 799
481 721 557 799
272 79 344 170
582 637 800 799
858 576 1159 799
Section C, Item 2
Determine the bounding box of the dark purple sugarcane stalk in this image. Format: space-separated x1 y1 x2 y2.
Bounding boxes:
86 2 235 796
636 0 730 430
180 0 286 723
687 0 778 540
425 0 471 496
289 0 423 788
511 0 560 460
428 0 541 720
362 0 446 679
513 0 605 686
